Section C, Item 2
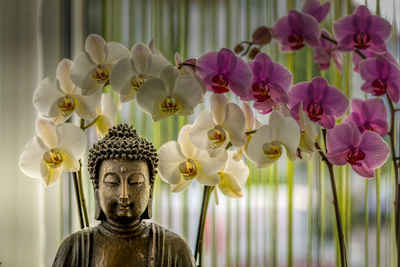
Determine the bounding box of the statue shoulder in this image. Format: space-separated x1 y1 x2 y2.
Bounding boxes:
52 228 93 267
147 222 196 267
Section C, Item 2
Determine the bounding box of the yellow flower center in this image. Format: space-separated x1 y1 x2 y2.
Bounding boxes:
43 149 63 168
178 159 198 180
207 125 226 148
161 96 179 114
130 75 144 92
262 141 282 161
57 95 75 117
92 64 109 83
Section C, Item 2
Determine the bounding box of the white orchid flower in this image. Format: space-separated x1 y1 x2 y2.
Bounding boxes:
158 124 227 193
247 110 300 168
190 93 246 157
175 53 206 99
94 93 121 140
136 65 203 121
19 119 86 186
71 34 129 95
217 151 249 198
33 59 101 124
298 102 319 155
232 103 262 160
110 42 171 102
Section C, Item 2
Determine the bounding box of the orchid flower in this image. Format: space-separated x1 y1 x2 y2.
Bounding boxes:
33 59 101 124
358 56 400 103
344 98 388 137
175 53 206 99
244 53 292 114
19 119 87 186
158 124 227 192
71 34 129 95
313 30 343 72
326 121 390 178
247 110 300 168
233 103 262 160
333 5 391 53
217 151 249 198
196 48 253 98
136 65 203 121
288 76 349 129
301 0 330 23
352 50 398 73
109 42 171 102
272 10 321 52
190 93 246 157
94 93 121 140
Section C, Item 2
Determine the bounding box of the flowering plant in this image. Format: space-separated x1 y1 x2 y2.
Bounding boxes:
19 2 400 265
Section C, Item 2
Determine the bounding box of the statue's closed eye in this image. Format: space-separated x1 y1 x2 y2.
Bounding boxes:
103 173 119 184
128 173 145 185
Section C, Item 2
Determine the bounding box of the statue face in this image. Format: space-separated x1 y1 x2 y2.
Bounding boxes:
98 159 150 225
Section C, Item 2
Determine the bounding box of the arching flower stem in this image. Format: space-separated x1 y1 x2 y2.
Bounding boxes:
315 138 348 267
83 115 101 130
386 95 400 255
194 185 214 266
72 171 84 229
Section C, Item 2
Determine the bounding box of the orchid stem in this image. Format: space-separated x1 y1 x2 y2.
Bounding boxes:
72 172 84 229
83 116 100 130
315 142 348 267
77 161 89 227
194 185 214 266
386 95 400 264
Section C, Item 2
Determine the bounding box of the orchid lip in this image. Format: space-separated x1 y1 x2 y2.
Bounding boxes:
92 64 109 83
211 74 229 93
346 147 366 166
353 32 370 49
371 78 387 96
288 33 305 50
306 103 324 122
252 82 271 102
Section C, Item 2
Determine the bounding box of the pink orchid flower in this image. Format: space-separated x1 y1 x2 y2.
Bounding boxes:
327 121 390 178
196 48 253 98
359 56 400 103
301 0 330 23
352 50 398 73
344 98 388 137
244 53 292 114
333 5 391 53
313 29 343 72
272 10 321 52
288 76 349 129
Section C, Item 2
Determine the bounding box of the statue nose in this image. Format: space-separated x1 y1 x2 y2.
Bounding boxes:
119 181 129 202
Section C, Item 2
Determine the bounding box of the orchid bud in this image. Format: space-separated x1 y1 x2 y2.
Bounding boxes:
248 47 260 59
251 26 272 45
234 44 244 54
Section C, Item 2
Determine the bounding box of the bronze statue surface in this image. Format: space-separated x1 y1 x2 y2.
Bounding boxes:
52 124 195 267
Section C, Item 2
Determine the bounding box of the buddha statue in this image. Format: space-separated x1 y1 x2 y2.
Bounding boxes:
52 124 195 267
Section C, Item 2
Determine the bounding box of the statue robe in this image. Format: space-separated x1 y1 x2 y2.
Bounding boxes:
52 221 195 267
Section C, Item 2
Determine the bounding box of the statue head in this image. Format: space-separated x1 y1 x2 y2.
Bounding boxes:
88 124 158 224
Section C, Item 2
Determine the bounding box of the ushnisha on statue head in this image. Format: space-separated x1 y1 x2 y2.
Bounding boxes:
87 124 158 223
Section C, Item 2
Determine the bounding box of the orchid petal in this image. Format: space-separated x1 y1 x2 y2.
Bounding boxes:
170 178 193 193
210 93 228 124
56 59 74 93
359 131 390 169
222 103 246 147
57 123 86 159
177 125 197 158
33 78 65 118
36 118 58 148
85 34 106 64
189 110 215 150
109 57 137 100
172 75 203 115
19 136 47 178
158 141 186 184
40 161 64 186
136 78 168 120
105 42 130 65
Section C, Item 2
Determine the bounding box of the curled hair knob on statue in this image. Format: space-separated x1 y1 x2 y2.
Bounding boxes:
52 124 195 267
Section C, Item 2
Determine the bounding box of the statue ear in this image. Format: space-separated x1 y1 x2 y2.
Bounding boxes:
94 189 106 221
140 185 153 220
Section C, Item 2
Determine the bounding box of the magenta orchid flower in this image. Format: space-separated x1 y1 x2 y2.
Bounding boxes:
272 10 321 52
288 76 349 129
352 50 398 73
301 0 330 23
244 53 292 114
358 56 400 103
327 121 390 178
196 48 253 98
333 5 392 53
313 30 343 72
344 98 388 137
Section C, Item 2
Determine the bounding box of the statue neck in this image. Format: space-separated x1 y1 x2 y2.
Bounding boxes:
99 219 146 238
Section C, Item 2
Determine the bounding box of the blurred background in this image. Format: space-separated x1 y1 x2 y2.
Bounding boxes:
1 0 399 266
